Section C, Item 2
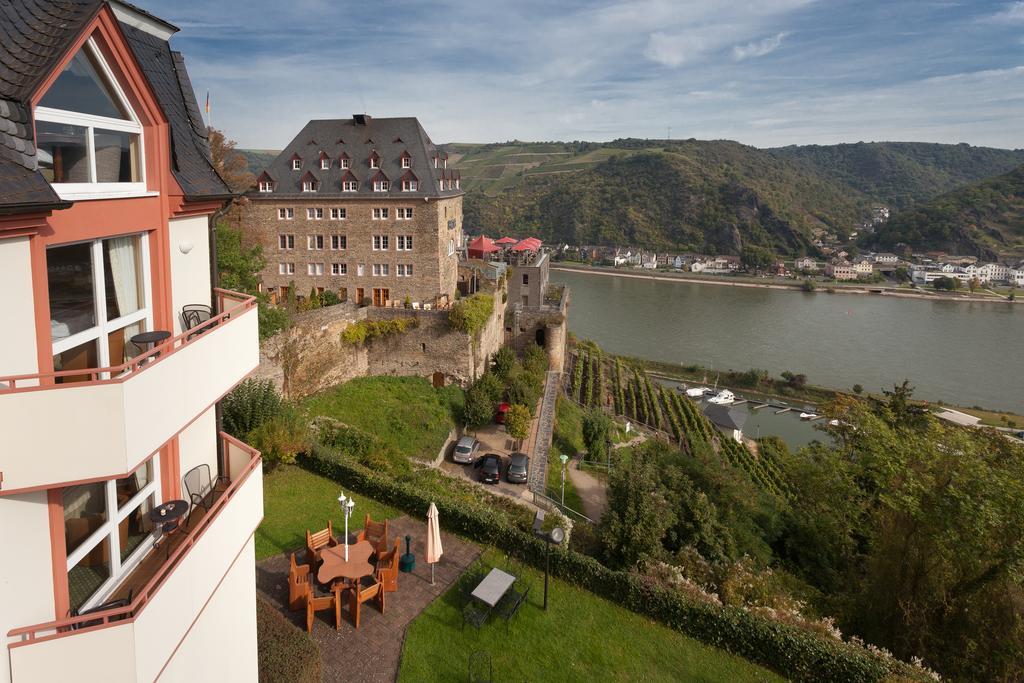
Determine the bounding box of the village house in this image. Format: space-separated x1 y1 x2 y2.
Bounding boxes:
0 2 262 680
243 115 464 308
793 256 819 272
825 261 858 281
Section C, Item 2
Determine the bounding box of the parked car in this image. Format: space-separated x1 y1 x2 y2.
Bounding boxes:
495 402 510 424
506 452 530 484
452 435 479 464
476 453 501 484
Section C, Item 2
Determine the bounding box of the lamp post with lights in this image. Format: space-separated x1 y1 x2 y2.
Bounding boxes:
337 492 355 561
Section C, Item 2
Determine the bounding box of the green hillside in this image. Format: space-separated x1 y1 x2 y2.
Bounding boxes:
769 142 1024 210
240 149 280 175
459 140 870 255
869 164 1024 258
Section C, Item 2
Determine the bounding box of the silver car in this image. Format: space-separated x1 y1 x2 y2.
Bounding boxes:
452 435 479 464
506 452 530 484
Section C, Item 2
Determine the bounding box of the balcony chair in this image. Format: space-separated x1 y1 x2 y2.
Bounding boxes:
347 576 385 629
306 521 340 568
287 552 311 611
182 464 227 529
296 575 343 632
356 514 389 554
181 304 216 339
69 589 133 631
376 539 400 593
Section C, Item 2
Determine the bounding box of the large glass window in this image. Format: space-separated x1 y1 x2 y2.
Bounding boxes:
34 39 144 195
64 456 161 612
48 234 151 380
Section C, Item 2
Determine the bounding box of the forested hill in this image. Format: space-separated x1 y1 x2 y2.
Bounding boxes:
460 141 868 255
869 164 1024 259
769 142 1024 210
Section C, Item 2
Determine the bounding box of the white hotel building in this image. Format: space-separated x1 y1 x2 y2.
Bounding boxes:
0 2 261 681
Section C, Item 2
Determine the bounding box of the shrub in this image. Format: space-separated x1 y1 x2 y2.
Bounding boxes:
257 596 321 683
463 383 496 430
257 302 290 341
523 343 549 377
299 449 921 683
448 293 494 335
341 317 418 345
491 346 516 380
505 404 532 442
506 366 542 407
321 290 341 307
582 409 612 462
801 279 816 292
222 378 282 438
248 404 310 469
473 372 505 404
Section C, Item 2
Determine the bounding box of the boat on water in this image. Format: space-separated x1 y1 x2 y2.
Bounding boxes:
684 386 710 398
799 412 818 420
707 390 736 405
829 419 841 427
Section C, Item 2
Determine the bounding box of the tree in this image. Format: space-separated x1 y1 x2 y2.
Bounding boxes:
932 276 959 291
780 371 807 390
462 384 495 430
491 346 516 380
741 245 775 272
852 383 863 395
505 404 532 442
506 367 542 407
801 279 816 292
473 372 504 404
207 127 254 192
582 409 612 463
602 443 675 568
216 224 263 294
247 404 309 469
893 267 911 283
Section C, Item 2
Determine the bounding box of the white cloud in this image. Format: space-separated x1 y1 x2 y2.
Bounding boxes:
987 1 1024 23
644 32 708 67
732 33 788 61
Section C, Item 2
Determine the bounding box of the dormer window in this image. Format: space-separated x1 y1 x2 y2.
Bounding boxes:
340 156 350 169
291 155 302 171
400 150 412 169
35 39 144 197
319 151 331 170
455 179 460 189
300 171 318 193
257 171 275 193
369 151 380 169
374 180 390 192
433 156 438 168
341 170 358 192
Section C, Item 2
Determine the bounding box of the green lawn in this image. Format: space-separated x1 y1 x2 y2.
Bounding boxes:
399 549 787 683
256 466 400 560
303 376 463 461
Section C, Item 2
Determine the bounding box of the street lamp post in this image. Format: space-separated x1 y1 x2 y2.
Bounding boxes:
338 492 355 561
533 510 565 611
559 453 568 508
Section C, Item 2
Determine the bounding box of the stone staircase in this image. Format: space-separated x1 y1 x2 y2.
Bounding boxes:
528 370 560 493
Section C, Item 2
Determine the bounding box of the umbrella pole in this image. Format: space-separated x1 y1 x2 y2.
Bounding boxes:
431 562 435 585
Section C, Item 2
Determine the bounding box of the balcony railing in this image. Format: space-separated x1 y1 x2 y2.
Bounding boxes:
0 289 254 391
6 433 262 681
0 290 259 494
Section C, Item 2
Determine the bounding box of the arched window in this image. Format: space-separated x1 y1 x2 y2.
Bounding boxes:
35 39 145 197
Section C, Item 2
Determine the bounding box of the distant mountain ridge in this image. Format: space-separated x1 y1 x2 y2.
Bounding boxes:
238 140 1024 257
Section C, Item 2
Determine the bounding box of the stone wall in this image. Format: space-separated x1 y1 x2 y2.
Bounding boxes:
254 284 509 399
505 283 570 373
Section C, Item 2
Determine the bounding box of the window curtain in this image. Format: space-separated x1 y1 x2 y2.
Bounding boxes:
106 236 141 360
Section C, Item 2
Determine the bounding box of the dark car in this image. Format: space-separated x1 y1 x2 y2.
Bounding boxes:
475 453 501 484
495 402 510 424
506 452 530 484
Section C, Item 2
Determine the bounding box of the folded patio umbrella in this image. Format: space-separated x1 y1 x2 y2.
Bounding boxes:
426 502 443 585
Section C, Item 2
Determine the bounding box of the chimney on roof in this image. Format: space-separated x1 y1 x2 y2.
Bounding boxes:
353 114 371 125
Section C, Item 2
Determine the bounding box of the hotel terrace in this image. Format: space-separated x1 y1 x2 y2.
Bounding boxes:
0 2 261 681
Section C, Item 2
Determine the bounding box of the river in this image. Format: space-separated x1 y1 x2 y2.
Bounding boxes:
552 268 1024 415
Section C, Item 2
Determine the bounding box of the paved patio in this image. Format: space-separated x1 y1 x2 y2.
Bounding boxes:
256 515 480 682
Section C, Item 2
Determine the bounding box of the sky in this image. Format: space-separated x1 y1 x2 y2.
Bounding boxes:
135 0 1024 150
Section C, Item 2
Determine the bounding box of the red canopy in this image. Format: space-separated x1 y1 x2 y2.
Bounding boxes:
494 236 518 245
468 235 499 255
512 241 537 252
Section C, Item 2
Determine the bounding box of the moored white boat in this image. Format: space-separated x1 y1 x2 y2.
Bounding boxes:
707 390 735 405
684 386 710 398
799 412 818 420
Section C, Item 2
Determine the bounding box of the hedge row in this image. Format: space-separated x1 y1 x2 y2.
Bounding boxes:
299 449 918 682
256 595 322 683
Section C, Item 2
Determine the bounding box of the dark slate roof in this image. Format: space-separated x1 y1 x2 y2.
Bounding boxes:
702 404 748 431
250 116 462 199
0 0 228 213
119 23 230 199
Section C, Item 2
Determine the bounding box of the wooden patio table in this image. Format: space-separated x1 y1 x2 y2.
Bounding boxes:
318 541 375 584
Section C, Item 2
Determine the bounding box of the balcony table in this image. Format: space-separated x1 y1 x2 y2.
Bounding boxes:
318 541 375 585
131 330 172 348
150 499 187 557
471 568 516 608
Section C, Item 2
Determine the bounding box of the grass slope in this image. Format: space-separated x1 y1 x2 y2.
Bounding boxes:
303 376 463 461
398 549 787 683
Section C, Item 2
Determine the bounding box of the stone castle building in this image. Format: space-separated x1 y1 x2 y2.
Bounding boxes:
243 115 463 307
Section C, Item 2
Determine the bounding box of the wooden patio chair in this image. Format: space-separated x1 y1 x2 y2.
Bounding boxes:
287 552 311 612
357 514 389 553
306 521 339 568
348 576 385 628
376 539 400 593
296 576 342 632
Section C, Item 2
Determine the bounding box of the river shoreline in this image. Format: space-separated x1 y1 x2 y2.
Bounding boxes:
551 263 1019 304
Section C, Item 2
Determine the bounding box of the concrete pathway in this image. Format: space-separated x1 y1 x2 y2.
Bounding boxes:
527 371 560 494
566 459 607 522
255 515 480 683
